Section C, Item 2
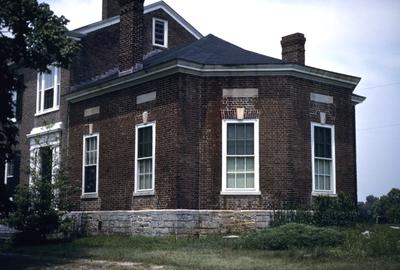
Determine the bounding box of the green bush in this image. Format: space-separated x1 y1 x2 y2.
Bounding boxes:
243 223 343 250
313 193 357 227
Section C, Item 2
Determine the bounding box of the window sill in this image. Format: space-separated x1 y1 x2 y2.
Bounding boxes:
133 190 155 197
35 107 60 117
152 43 168 49
220 191 261 196
312 191 337 197
81 193 98 199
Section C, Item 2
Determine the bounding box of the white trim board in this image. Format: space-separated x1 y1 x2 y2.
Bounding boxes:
27 122 63 138
72 1 203 39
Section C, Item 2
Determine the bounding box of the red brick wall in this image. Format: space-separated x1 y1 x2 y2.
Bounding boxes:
67 73 357 211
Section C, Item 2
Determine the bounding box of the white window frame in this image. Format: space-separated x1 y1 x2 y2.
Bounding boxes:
152 18 168 48
82 133 99 196
36 66 60 116
221 119 260 195
311 122 336 196
134 122 156 195
4 160 14 185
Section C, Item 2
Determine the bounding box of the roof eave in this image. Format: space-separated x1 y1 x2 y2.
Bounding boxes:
66 60 361 103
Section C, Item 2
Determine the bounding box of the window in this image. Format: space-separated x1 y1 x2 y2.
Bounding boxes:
82 134 99 195
11 90 17 119
152 18 168 48
36 66 60 115
134 122 155 194
311 123 336 194
4 160 14 185
39 146 53 182
222 119 259 195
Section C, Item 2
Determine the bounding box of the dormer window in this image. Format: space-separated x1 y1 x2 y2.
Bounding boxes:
36 66 60 115
152 18 168 48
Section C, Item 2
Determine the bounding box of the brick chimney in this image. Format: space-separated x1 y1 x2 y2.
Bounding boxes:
281 33 306 65
118 0 144 75
102 0 120 20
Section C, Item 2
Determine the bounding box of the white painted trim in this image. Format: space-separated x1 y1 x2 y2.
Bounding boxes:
72 2 202 39
152 17 168 48
4 162 13 185
27 122 63 138
221 119 260 195
82 133 100 196
311 122 336 195
36 66 60 116
134 122 156 195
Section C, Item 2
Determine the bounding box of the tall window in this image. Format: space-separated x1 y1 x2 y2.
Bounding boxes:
135 123 155 193
4 160 14 185
36 66 60 114
83 134 99 195
152 18 168 48
222 119 259 194
311 123 336 194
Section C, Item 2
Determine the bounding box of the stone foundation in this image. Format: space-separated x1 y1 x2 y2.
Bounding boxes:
67 210 274 236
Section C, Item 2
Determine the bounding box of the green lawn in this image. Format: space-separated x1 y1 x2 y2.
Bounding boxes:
1 225 400 270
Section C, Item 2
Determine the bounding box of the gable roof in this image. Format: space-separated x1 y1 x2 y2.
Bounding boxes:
144 34 284 68
71 1 202 39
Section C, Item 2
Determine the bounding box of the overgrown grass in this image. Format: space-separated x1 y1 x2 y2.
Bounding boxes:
1 225 400 270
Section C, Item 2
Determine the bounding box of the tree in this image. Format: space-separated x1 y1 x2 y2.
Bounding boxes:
375 188 400 224
0 0 79 215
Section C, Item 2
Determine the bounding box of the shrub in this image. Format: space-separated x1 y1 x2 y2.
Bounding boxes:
342 225 400 257
243 223 343 250
270 210 313 227
313 193 357 227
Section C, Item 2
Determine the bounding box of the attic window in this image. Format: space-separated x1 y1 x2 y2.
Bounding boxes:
152 18 168 48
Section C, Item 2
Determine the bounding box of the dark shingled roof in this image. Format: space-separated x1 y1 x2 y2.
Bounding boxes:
144 34 284 68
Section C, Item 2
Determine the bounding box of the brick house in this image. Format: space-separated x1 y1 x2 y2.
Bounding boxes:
3 0 365 226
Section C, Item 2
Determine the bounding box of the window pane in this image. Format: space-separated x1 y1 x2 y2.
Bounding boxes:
236 124 245 139
324 160 331 175
44 88 54 110
227 157 235 172
145 174 152 189
314 126 332 158
227 173 235 188
236 140 245 155
227 124 235 139
236 173 245 188
246 157 254 171
138 126 152 158
43 68 54 89
325 176 331 191
246 173 254 188
139 175 145 190
227 140 235 155
245 140 254 155
236 157 245 171
246 124 254 139
84 165 96 193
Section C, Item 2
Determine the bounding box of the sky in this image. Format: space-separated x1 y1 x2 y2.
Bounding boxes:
44 0 400 201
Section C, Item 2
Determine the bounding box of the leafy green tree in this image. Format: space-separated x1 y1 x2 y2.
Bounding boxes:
375 188 400 224
358 195 379 223
0 0 79 215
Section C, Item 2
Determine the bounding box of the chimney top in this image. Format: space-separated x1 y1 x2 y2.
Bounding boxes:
281 33 306 65
102 0 120 20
